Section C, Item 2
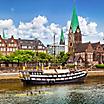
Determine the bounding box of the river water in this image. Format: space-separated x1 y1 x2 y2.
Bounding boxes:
0 77 104 104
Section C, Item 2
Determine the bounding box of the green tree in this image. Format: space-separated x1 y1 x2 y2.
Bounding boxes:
56 52 69 66
7 50 35 66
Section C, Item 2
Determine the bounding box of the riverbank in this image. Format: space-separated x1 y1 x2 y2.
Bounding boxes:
0 73 19 80
0 70 104 80
87 71 104 77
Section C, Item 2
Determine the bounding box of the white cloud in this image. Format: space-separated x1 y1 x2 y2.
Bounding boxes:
32 15 48 28
0 19 13 28
87 22 97 35
98 32 104 37
47 23 61 37
7 26 18 38
17 16 62 44
0 15 104 45
78 16 97 35
18 22 33 30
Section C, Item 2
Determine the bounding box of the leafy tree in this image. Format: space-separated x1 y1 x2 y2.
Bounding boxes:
0 52 7 62
7 50 35 66
56 51 69 66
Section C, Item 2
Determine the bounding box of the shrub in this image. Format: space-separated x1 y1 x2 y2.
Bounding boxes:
95 64 104 68
66 64 75 68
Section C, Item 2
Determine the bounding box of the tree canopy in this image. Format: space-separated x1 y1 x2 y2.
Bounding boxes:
0 50 69 67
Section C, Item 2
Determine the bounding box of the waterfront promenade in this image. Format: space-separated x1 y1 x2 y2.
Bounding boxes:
0 70 104 80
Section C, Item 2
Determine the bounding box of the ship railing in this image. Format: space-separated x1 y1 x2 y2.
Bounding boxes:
19 71 30 79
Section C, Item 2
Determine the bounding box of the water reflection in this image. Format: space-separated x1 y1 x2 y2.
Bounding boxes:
0 77 104 104
68 92 86 104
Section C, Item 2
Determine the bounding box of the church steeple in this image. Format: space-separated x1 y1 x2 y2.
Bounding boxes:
60 29 65 45
70 5 79 33
68 1 82 53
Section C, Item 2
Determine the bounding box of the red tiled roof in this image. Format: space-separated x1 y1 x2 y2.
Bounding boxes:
75 43 90 53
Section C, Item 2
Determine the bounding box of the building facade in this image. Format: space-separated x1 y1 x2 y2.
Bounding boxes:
0 35 47 55
68 5 104 64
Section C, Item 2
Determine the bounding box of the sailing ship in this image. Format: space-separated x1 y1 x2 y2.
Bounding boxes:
19 3 87 85
19 69 87 85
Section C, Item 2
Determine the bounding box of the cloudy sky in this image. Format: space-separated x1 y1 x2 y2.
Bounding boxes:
0 0 104 46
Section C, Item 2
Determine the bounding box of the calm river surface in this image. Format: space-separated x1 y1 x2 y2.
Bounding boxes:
0 77 104 104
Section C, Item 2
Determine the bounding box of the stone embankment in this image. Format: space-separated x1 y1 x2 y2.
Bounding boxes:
0 73 19 80
87 71 104 77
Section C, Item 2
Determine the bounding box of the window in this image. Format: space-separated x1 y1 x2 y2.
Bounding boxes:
15 48 18 50
0 48 2 51
14 44 17 47
38 46 42 49
4 48 6 51
28 46 31 49
70 43 72 46
10 48 12 51
2 44 4 46
9 44 11 46
11 40 14 43
22 46 27 49
13 48 15 52
9 44 13 47
7 48 10 51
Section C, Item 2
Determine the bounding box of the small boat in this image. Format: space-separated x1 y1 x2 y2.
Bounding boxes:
19 69 87 85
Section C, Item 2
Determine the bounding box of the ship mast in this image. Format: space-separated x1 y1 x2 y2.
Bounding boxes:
53 33 56 63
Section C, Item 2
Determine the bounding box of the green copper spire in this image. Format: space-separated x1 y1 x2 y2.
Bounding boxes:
3 30 6 39
3 30 8 39
71 5 79 33
60 29 65 45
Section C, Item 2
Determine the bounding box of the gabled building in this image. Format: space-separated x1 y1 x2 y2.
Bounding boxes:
18 38 46 53
92 42 104 64
0 35 47 55
5 36 18 55
75 42 93 63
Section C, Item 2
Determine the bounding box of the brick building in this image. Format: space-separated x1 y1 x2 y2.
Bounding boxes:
68 5 104 64
0 35 47 55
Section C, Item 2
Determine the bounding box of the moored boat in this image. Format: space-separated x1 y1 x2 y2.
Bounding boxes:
19 69 87 85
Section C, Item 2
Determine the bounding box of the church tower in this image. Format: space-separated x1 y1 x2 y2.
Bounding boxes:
60 29 65 45
68 4 82 53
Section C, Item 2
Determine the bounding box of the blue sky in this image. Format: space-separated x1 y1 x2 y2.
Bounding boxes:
0 0 104 45
0 0 103 25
